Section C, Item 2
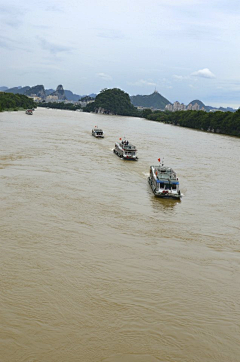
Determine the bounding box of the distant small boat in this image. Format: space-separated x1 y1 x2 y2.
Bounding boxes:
92 127 104 138
148 159 181 199
26 109 33 115
113 138 138 160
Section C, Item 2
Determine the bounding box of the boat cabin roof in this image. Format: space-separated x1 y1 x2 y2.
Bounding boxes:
93 128 103 132
117 141 137 150
151 165 177 180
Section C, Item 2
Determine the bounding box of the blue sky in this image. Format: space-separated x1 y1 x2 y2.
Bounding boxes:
1 0 240 107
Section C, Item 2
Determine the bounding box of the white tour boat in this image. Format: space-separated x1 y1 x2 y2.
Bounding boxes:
92 127 104 138
148 159 181 199
113 139 138 160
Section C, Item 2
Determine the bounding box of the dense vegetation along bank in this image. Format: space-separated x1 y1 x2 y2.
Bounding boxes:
84 88 140 116
38 102 82 111
83 88 240 137
1 89 239 138
144 109 240 137
0 92 35 111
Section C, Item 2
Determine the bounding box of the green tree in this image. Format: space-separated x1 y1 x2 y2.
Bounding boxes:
84 88 140 116
142 108 153 118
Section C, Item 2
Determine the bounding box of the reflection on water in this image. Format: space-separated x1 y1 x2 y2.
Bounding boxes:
150 193 182 213
1 108 240 362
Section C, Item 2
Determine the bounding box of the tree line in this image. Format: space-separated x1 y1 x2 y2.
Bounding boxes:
0 92 35 111
38 102 82 111
2 89 239 138
143 109 240 137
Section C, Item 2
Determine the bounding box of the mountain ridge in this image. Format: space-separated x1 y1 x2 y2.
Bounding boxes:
1 85 84 101
130 91 171 110
0 85 236 111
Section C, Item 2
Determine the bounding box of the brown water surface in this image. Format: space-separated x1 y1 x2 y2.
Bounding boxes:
1 108 240 362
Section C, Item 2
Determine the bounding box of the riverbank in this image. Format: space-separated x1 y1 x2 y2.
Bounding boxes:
0 92 35 112
144 109 240 137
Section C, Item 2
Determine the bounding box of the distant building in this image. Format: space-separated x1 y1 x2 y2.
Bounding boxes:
166 101 205 112
165 103 173 111
78 100 94 107
187 103 200 110
165 101 186 111
28 96 42 102
46 95 58 102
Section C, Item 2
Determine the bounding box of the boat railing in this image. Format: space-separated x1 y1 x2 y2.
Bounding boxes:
121 143 136 150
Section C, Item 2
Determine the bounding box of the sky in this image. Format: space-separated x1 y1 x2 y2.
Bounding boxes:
1 0 240 108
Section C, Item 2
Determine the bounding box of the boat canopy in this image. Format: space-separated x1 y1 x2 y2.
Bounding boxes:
151 165 177 181
117 141 137 150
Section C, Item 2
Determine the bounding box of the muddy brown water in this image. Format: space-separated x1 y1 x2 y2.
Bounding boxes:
1 108 240 362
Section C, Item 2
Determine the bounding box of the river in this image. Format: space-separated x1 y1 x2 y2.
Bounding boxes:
1 108 240 362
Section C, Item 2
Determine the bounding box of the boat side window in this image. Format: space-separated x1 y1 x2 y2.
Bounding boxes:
172 184 176 190
160 183 164 188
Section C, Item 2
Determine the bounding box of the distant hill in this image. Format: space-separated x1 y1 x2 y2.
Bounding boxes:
25 85 46 98
49 85 66 100
64 90 81 101
88 93 97 99
84 88 139 116
5 86 30 94
0 85 91 102
46 89 55 96
188 99 206 109
0 86 8 91
131 91 171 110
1 85 236 111
218 106 236 112
63 92 97 101
188 99 236 112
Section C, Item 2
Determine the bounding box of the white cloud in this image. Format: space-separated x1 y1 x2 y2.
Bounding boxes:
1 0 239 106
128 79 157 87
172 75 189 81
96 73 112 81
191 68 216 79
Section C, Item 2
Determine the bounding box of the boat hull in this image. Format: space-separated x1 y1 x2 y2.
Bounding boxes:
92 134 104 138
113 149 138 160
